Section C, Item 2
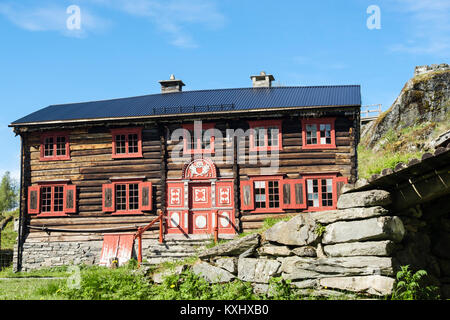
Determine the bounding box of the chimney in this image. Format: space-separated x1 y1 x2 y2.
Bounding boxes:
158 74 185 93
250 71 275 88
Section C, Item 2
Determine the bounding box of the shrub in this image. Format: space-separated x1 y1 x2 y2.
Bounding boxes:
391 265 440 300
60 264 153 300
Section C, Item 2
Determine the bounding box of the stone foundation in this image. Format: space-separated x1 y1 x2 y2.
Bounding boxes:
16 235 213 271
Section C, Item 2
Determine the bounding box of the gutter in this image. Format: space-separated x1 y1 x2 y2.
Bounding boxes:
9 104 361 129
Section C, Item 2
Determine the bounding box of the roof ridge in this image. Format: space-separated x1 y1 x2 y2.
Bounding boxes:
48 85 361 107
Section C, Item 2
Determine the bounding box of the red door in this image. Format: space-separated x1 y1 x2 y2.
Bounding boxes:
190 183 211 234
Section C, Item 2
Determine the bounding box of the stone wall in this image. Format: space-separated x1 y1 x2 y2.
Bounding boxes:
15 237 210 271
16 240 103 271
171 189 409 297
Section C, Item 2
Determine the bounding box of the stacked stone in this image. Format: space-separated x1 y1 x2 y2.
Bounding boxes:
17 241 102 271
186 188 405 297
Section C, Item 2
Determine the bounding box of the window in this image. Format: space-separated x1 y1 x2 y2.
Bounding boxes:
182 123 215 155
240 174 348 212
111 128 143 159
27 183 77 216
302 118 336 149
40 132 70 161
305 175 340 211
240 176 284 213
102 180 152 215
249 120 282 152
115 183 139 212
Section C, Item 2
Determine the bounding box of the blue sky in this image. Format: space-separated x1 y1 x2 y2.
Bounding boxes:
0 0 449 181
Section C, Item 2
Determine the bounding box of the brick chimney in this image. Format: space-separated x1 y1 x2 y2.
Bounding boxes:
158 74 185 93
250 71 275 88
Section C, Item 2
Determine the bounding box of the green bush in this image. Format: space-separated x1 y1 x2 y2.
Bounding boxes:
391 265 440 300
150 269 257 300
61 263 153 300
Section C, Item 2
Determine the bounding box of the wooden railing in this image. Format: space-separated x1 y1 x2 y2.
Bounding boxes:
361 104 382 119
134 212 164 267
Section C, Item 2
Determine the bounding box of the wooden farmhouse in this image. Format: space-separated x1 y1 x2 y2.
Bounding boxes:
9 72 361 269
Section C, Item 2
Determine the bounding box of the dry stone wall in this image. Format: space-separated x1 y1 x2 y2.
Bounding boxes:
180 189 407 297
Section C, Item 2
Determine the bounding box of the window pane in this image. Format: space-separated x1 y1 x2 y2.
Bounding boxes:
116 184 127 211
53 186 64 212
268 180 279 208
128 134 139 154
56 136 66 156
320 124 331 145
201 130 211 150
321 179 333 207
307 179 319 207
254 181 266 208
306 124 317 145
44 137 54 157
267 127 279 147
41 186 52 212
129 183 139 210
253 127 266 148
115 135 126 154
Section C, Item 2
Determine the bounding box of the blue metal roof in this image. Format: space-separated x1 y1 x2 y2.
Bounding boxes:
11 85 361 125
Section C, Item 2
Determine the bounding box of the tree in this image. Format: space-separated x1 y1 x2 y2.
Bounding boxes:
0 171 18 214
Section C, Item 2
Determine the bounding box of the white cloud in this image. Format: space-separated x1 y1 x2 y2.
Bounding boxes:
0 0 225 46
89 0 226 48
388 0 450 56
0 2 111 38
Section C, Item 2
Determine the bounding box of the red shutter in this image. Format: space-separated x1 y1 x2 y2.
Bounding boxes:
240 180 254 211
216 181 234 207
64 185 77 214
28 185 40 215
102 184 115 213
282 179 306 209
139 181 153 211
335 176 349 200
167 182 185 208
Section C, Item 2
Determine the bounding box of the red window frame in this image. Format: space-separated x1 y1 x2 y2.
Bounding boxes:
248 120 282 152
248 175 284 213
102 179 152 215
40 132 70 161
27 182 77 217
182 123 215 155
301 118 336 149
304 174 338 211
240 174 348 213
111 128 143 159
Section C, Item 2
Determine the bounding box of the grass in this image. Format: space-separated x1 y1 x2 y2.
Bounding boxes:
0 208 19 249
358 145 423 179
0 278 67 300
358 110 450 179
0 262 360 300
238 215 295 239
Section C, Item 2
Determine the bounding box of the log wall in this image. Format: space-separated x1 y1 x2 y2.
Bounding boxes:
19 110 358 244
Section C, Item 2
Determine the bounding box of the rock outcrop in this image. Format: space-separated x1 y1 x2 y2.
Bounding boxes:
362 64 450 151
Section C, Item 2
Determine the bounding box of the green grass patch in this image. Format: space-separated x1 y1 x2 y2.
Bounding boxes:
0 265 71 279
1 208 19 250
358 145 423 179
0 278 67 300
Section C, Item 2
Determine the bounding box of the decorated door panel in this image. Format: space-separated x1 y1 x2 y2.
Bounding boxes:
191 211 210 234
216 181 234 208
166 210 189 234
166 158 235 235
167 182 185 208
190 183 211 209
216 210 235 234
